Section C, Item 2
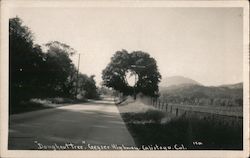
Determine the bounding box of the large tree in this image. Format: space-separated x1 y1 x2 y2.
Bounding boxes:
9 17 46 102
102 50 161 97
9 17 100 114
43 41 76 97
77 74 99 99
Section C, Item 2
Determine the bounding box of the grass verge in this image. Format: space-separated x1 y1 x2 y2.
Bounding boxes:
121 110 243 150
10 97 87 115
10 101 52 115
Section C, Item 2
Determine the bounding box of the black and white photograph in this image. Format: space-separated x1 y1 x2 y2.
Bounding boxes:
0 0 249 158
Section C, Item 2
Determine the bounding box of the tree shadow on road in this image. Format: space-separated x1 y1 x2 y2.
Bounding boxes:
8 101 135 150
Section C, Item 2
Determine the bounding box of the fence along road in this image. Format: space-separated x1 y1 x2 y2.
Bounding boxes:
138 96 243 126
152 99 242 117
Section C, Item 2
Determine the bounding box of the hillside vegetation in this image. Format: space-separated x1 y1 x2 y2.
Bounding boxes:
159 80 243 107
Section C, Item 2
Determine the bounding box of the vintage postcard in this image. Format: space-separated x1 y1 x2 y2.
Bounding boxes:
0 0 249 158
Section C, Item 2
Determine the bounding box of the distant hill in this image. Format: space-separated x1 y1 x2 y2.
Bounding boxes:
161 83 243 98
159 76 201 88
218 82 243 89
159 78 243 107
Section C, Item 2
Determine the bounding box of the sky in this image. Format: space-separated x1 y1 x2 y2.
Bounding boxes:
9 7 243 86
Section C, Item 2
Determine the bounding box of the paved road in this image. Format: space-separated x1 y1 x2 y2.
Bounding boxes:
8 98 135 150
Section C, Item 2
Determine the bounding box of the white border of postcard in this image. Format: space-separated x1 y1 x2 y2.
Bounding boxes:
0 0 249 158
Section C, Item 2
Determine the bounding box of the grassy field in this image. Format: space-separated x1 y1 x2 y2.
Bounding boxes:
118 100 243 150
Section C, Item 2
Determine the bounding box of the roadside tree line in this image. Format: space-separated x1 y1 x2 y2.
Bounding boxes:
9 17 99 108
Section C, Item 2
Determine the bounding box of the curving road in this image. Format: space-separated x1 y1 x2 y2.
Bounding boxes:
8 97 135 150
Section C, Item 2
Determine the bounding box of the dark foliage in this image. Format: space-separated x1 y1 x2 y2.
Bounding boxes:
10 17 46 102
77 74 99 99
102 49 161 97
9 17 99 114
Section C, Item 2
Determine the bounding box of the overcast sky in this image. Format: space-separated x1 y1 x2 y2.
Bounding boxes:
10 7 243 86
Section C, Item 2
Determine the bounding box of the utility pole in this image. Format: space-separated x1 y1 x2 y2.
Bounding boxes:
75 53 80 99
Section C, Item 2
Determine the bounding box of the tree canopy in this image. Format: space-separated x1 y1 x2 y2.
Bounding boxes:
102 49 161 97
10 17 46 101
9 17 99 112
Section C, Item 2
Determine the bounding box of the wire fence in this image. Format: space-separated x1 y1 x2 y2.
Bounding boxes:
150 97 243 118
148 97 243 127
